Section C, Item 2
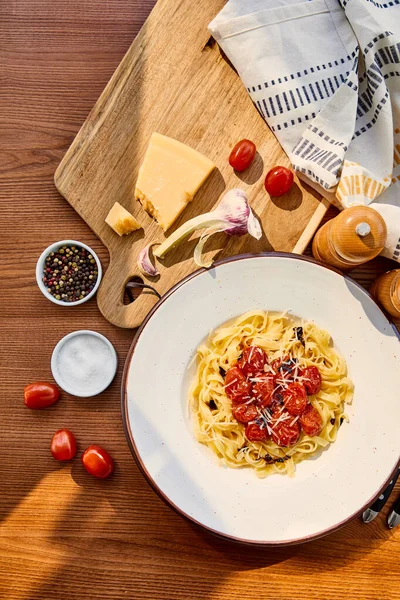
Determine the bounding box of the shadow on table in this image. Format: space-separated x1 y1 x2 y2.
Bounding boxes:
6 472 391 600
3 375 391 600
9 383 391 598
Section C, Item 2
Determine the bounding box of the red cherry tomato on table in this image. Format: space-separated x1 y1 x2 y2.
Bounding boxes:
252 374 276 408
82 445 114 479
264 166 294 197
239 346 267 377
283 382 308 416
224 366 251 402
301 366 322 395
232 402 258 424
245 422 268 442
271 419 301 447
50 429 77 461
24 382 60 409
229 139 256 172
299 404 323 437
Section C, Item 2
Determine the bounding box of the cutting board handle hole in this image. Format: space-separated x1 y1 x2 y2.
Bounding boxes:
124 276 161 305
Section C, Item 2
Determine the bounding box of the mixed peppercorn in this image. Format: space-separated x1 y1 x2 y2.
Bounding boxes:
42 245 98 303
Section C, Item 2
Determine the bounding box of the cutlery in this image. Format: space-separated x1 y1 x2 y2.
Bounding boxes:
387 493 400 529
362 467 400 523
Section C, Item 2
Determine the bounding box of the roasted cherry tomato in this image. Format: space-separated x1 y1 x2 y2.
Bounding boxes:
252 374 276 408
299 404 323 437
271 357 281 372
229 139 256 172
283 382 307 416
264 166 294 197
239 346 267 377
82 445 114 479
301 366 322 395
224 366 251 402
271 357 285 372
271 419 301 446
270 391 285 414
232 402 258 424
24 381 60 409
271 356 296 375
245 422 268 442
50 429 77 461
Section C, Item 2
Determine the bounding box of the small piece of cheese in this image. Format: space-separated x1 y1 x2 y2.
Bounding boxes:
135 133 215 231
105 202 142 236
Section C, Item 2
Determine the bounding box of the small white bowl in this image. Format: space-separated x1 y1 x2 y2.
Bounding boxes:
51 330 118 397
36 240 102 306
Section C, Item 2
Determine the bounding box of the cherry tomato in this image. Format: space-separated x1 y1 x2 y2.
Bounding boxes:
252 374 276 408
271 420 301 446
229 139 256 172
239 346 267 377
301 366 322 395
271 356 294 374
271 357 283 371
299 404 323 437
245 422 268 442
264 166 294 197
24 381 60 409
50 429 77 461
283 382 307 416
82 445 114 479
224 366 251 402
270 391 285 414
232 402 258 424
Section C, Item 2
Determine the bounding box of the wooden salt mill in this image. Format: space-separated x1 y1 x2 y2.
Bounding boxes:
312 206 387 270
370 270 400 318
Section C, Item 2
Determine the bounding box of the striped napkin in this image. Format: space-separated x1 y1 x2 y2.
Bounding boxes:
209 0 400 262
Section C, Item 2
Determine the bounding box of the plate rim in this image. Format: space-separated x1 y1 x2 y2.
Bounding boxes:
121 251 400 546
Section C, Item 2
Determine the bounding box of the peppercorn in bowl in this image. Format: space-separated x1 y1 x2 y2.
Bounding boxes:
36 240 102 306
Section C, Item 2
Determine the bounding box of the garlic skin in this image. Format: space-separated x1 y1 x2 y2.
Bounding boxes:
247 207 262 240
137 244 159 277
193 227 225 268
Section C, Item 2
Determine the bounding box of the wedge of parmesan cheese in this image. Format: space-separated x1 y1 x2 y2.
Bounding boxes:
105 202 142 236
135 133 215 231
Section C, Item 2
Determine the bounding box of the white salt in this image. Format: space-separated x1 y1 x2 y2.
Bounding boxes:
56 333 116 396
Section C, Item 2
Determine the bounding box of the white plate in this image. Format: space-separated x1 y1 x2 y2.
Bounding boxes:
122 253 400 545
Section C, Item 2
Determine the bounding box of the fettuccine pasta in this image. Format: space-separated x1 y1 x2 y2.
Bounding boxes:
189 310 353 477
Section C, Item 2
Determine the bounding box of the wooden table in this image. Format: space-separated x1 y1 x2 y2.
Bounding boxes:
1 2 399 599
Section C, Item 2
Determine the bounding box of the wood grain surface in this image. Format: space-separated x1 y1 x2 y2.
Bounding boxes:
54 0 326 329
1 2 399 599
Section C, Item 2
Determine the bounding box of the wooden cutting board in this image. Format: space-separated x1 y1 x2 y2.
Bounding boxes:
54 0 329 329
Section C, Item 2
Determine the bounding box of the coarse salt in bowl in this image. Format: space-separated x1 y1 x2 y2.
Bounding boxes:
35 240 102 306
51 330 118 397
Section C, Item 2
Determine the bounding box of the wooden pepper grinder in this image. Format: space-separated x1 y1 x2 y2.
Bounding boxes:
312 206 387 270
370 270 400 318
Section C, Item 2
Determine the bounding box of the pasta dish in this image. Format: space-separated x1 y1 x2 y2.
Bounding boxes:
189 310 353 477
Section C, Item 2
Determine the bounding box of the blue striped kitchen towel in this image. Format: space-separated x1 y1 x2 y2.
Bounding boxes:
209 0 400 262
